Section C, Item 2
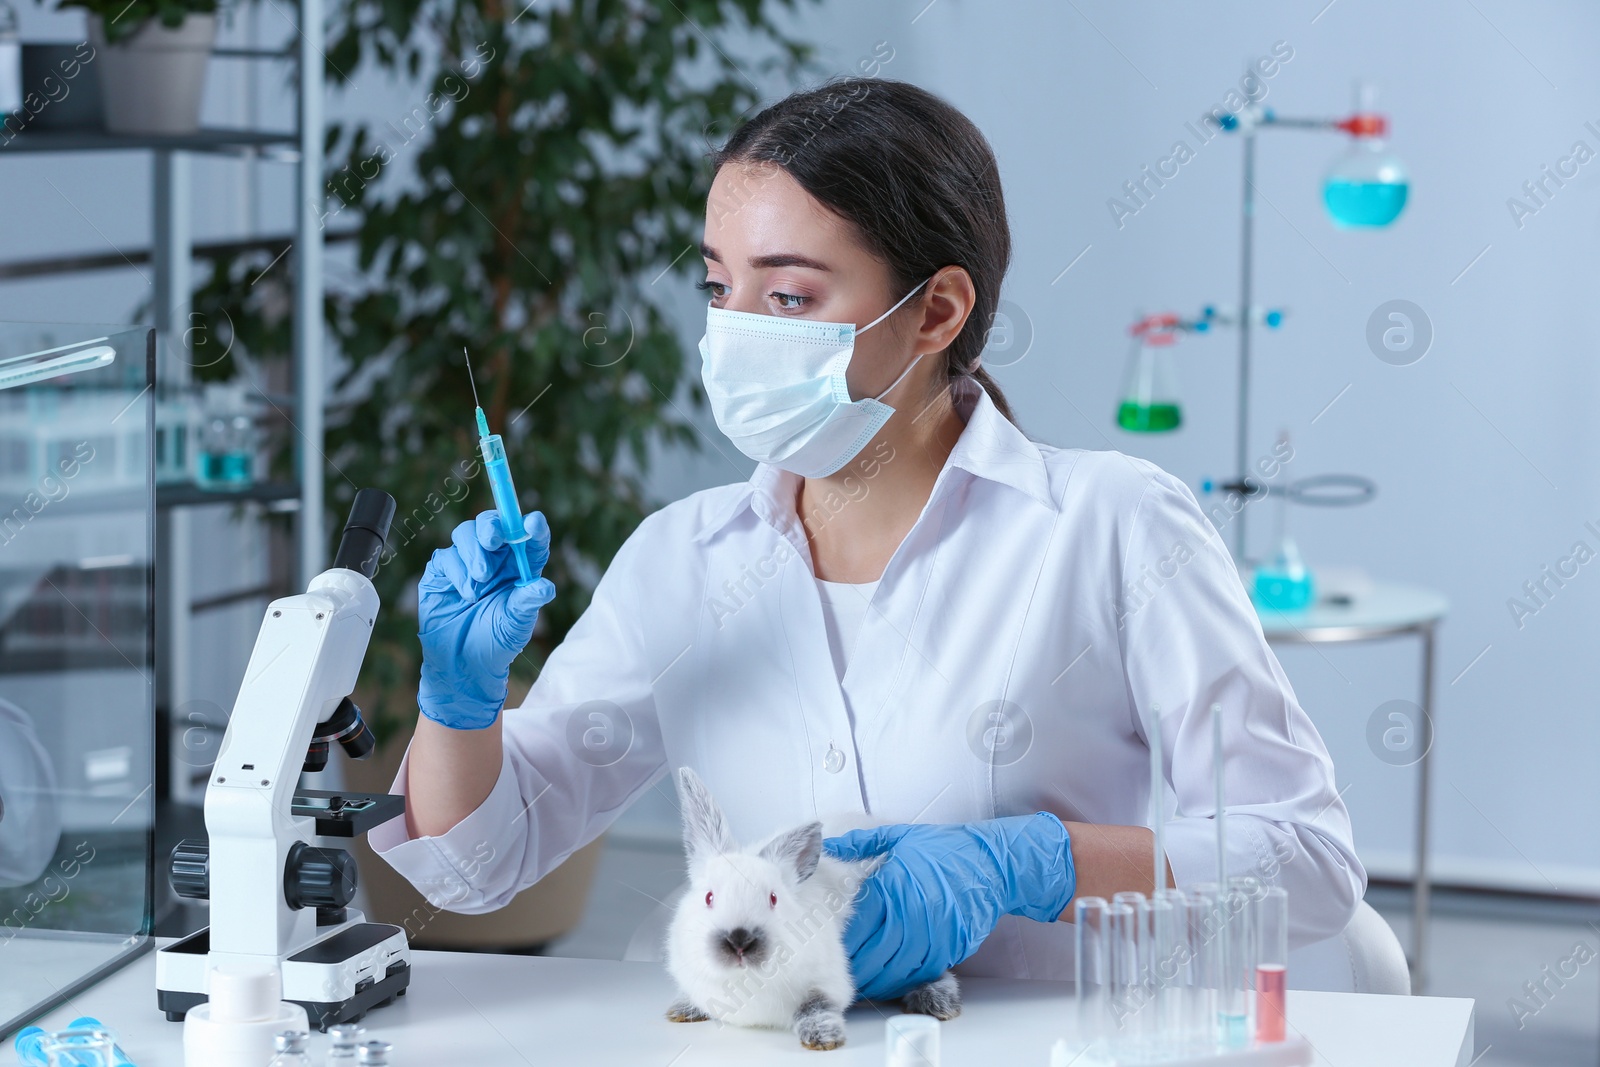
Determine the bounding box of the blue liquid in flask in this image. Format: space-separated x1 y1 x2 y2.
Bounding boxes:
1324 179 1408 228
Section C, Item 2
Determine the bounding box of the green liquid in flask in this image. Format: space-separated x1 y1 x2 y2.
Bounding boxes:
1117 401 1181 433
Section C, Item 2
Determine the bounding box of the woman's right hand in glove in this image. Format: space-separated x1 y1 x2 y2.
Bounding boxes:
417 510 555 730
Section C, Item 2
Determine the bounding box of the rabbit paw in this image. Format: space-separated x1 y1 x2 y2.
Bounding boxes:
666 996 712 1023
794 990 847 1050
901 970 961 1021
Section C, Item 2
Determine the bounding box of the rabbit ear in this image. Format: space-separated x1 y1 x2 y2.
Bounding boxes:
676 767 734 865
759 821 823 883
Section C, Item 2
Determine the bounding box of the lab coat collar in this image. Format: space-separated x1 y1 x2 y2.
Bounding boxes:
690 379 1056 544
942 376 1058 512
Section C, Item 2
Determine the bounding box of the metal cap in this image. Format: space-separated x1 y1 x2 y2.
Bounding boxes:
274 1030 309 1053
327 1023 366 1048
357 1039 394 1065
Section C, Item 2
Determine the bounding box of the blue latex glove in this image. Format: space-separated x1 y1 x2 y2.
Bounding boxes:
418 509 555 730
823 812 1075 1000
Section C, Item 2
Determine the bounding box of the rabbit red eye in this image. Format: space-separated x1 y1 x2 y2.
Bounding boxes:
705 890 714 907
770 892 778 908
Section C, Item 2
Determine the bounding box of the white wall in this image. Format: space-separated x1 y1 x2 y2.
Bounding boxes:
631 0 1600 895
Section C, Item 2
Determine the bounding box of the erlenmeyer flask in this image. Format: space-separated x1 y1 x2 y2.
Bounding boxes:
1323 82 1407 228
1252 484 1314 610
1116 332 1181 433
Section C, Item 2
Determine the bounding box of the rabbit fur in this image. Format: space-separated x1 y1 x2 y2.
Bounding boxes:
663 766 961 1050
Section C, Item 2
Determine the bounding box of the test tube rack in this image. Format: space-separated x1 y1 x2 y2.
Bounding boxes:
1061 878 1308 1067
1049 1034 1313 1067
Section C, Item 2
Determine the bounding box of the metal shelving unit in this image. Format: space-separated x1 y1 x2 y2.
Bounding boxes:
0 6 327 801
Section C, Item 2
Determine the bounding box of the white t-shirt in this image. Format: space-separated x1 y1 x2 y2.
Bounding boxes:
815 578 880 680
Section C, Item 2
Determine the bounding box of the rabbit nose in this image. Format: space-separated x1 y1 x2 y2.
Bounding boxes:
724 927 758 956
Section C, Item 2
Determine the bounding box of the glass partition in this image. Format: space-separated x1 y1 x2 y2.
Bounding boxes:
0 321 154 1037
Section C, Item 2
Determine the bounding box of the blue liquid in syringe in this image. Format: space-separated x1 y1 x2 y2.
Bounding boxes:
476 406 536 587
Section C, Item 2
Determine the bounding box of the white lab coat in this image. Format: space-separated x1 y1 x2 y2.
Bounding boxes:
0 696 61 887
373 380 1365 981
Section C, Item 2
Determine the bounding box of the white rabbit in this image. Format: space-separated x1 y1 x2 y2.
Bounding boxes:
663 766 960 1051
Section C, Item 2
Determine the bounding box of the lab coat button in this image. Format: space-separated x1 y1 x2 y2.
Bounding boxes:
823 743 845 774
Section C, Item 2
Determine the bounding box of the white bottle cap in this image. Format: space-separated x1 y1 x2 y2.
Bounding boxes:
206 962 282 1023
886 1014 940 1067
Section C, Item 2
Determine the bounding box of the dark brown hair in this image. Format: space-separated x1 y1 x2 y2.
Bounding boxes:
711 77 1017 423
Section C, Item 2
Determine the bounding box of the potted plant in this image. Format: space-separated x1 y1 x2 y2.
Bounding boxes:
59 0 221 134
187 0 815 949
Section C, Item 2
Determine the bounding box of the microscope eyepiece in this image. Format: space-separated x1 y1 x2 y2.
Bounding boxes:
332 488 397 579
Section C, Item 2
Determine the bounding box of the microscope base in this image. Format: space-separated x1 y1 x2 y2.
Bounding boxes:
156 921 412 1031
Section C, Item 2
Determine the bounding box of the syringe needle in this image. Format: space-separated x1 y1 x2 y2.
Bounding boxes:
463 346 482 410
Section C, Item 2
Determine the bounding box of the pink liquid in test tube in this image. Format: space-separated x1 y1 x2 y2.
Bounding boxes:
1255 964 1286 1042
1256 886 1290 1044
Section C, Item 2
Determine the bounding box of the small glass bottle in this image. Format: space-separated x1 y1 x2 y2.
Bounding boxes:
268 1030 313 1066
197 383 257 488
326 1023 366 1066
1253 432 1314 611
357 1040 394 1065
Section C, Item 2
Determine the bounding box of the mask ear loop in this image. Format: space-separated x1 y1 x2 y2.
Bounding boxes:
857 275 933 335
858 275 936 403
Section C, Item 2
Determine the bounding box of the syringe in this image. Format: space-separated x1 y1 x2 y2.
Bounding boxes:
464 348 537 588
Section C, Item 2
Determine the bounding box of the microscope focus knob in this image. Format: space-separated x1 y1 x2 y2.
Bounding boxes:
170 838 211 900
284 841 358 911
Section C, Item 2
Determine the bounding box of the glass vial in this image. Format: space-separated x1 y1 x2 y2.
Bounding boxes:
268 1030 313 1066
357 1041 393 1066
326 1023 366 1066
1256 886 1290 1043
885 1014 940 1067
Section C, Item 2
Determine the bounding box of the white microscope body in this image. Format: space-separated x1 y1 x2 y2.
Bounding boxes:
156 490 412 1029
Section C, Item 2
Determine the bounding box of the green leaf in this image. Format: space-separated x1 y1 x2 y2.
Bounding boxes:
190 0 817 745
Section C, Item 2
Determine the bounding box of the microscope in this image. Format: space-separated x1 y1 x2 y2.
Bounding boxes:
156 490 413 1030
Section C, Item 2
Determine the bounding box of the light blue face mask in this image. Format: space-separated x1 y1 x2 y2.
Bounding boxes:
698 278 932 479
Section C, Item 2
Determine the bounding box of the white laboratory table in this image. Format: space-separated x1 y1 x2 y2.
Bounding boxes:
1255 579 1450 992
14 944 1475 1066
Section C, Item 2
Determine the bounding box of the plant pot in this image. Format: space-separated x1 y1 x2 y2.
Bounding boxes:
20 43 105 132
87 13 215 135
344 727 605 952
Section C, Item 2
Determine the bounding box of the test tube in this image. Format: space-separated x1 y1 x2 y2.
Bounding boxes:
1256 886 1289 1043
1106 899 1139 1058
1149 889 1186 1055
1111 891 1152 1056
1074 896 1111 1053
1219 883 1257 1047
1183 882 1222 1051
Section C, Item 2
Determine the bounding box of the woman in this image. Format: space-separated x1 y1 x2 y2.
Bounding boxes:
372 78 1364 995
